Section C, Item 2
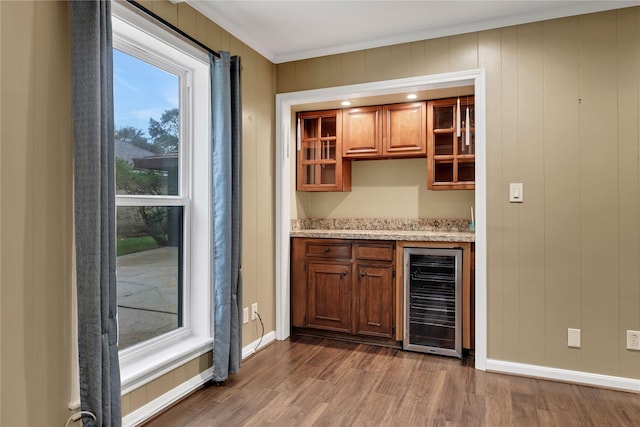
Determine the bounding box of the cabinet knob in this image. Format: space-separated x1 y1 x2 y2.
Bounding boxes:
324 247 331 253
342 271 348 276
360 271 366 277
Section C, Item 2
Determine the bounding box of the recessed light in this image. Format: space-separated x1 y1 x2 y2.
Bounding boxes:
407 94 417 100
341 101 352 106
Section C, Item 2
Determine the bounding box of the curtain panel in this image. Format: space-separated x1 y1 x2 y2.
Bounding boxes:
211 52 243 382
71 0 121 425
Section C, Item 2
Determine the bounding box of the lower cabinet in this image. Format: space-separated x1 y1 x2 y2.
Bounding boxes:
354 263 394 337
291 238 397 345
306 261 352 333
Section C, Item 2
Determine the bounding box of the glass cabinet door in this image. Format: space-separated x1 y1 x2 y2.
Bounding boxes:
297 110 348 191
428 97 475 190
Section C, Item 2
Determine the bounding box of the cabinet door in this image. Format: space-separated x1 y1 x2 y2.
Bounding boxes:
342 106 383 158
383 102 427 157
306 262 352 333
427 97 475 190
297 110 351 192
355 264 394 338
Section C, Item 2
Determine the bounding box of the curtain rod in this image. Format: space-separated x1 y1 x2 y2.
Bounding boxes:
125 0 221 59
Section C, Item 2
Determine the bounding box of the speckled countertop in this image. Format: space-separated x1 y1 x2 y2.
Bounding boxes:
290 218 475 242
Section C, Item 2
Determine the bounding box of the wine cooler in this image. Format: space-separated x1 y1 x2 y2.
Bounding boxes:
403 247 462 358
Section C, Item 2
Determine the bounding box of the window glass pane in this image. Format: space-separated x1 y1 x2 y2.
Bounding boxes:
434 106 454 129
302 117 318 139
435 133 453 156
320 164 336 184
319 116 336 137
116 206 183 349
113 49 180 196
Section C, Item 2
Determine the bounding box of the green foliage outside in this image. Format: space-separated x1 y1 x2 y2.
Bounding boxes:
114 125 161 153
148 108 179 153
116 107 179 249
117 236 160 256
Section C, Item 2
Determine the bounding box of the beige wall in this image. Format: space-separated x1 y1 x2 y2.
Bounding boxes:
279 8 640 380
1 1 74 425
294 158 475 219
0 0 276 425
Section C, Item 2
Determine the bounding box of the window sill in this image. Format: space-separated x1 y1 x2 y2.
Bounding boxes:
120 336 213 395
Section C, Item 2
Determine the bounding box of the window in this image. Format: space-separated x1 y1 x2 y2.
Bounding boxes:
114 47 185 349
112 2 212 393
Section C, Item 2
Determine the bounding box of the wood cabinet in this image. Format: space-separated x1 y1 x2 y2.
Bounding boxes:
297 97 475 191
342 106 383 158
383 102 427 157
297 110 351 192
427 97 475 190
342 102 427 159
291 238 397 344
306 261 352 333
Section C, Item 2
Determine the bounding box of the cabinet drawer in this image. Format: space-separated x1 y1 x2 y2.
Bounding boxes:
354 242 394 262
305 241 351 259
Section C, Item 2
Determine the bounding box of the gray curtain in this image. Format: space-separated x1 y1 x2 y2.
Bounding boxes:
71 1 121 425
211 52 243 382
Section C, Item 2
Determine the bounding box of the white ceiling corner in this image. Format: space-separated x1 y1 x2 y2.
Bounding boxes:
185 1 640 64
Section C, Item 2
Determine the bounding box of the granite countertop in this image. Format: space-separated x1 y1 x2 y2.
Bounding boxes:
290 218 475 242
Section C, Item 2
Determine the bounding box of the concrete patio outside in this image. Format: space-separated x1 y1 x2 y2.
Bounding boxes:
116 246 180 349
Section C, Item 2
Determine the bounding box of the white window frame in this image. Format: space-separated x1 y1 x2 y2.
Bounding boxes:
111 2 212 396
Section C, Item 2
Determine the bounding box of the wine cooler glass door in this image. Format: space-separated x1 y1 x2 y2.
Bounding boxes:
404 247 462 358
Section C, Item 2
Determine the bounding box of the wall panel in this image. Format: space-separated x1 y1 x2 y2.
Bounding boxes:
498 26 521 363
578 11 620 376
365 46 392 83
516 23 546 365
241 43 259 339
1 1 73 425
449 32 478 71
616 7 640 379
409 40 427 76
477 28 504 359
542 17 583 370
424 37 450 75
391 43 413 79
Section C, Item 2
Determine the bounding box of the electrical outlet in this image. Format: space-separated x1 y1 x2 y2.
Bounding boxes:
568 328 581 348
627 330 640 351
251 303 258 320
243 307 249 324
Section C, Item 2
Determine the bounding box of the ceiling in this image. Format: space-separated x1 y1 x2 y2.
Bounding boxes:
184 0 639 64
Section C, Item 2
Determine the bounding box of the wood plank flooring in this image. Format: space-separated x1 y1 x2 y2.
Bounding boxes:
143 337 640 426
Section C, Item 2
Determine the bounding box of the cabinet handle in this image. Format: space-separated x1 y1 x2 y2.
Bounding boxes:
324 247 331 253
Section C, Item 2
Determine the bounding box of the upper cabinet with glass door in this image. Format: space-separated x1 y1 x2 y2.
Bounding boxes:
427 97 475 190
297 110 351 192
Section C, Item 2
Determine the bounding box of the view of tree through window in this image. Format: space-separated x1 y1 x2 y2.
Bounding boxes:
113 48 184 349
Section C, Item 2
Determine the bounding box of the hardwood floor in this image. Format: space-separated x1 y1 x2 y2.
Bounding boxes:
144 337 640 426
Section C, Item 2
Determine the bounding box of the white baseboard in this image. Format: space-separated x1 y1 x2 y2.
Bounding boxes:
242 331 277 360
122 332 277 426
122 367 213 427
487 359 640 393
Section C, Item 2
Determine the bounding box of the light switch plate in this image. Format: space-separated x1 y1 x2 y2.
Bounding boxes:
243 307 249 324
509 183 524 203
